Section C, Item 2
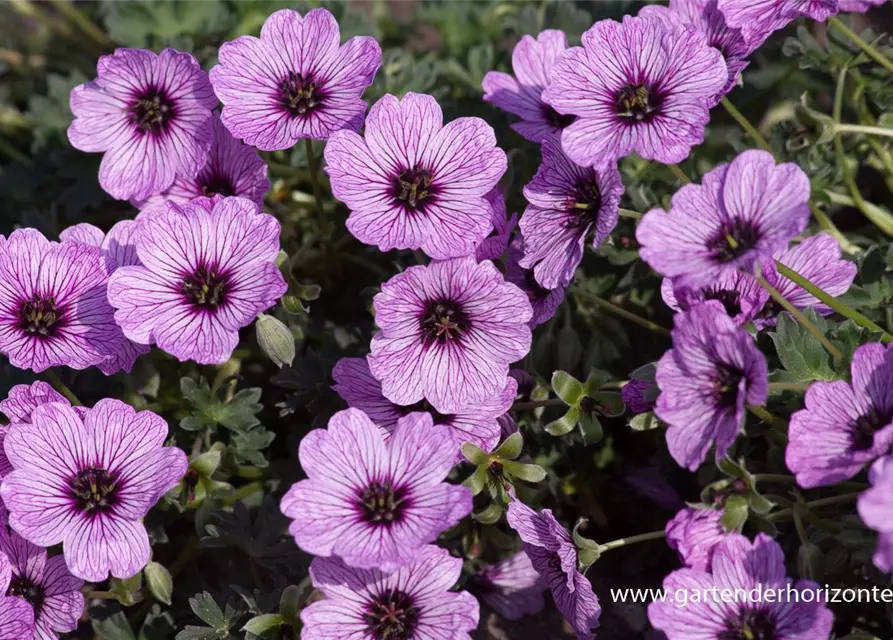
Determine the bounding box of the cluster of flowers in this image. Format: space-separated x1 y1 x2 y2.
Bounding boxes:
0 0 889 637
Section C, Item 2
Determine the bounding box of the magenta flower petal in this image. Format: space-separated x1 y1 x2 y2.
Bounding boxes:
649 533 834 638
638 149 810 290
210 8 381 149
661 269 769 327
473 551 547 621
656 302 768 471
280 409 471 571
505 239 565 328
107 196 287 365
543 15 727 168
302 545 479 640
0 382 67 424
506 498 601 639
519 138 624 289
858 456 893 572
68 48 216 201
665 507 728 571
133 112 270 215
787 342 893 487
326 92 508 259
0 550 34 640
0 399 186 582
475 188 517 262
718 0 839 49
368 256 532 414
839 0 885 10
0 229 121 373
482 29 574 142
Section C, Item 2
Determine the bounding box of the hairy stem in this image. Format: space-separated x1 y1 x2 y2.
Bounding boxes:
597 529 667 553
44 369 82 406
829 16 893 76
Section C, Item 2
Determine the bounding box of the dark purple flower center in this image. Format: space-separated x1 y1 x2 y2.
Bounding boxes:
541 104 577 129
200 174 236 198
703 287 742 318
720 607 778 640
183 265 228 307
850 408 893 451
566 177 602 230
364 589 419 640
18 294 60 337
7 574 45 616
279 71 320 116
70 467 118 514
395 166 435 210
130 89 174 136
714 364 744 409
707 219 761 263
359 481 407 524
420 299 469 344
614 83 661 122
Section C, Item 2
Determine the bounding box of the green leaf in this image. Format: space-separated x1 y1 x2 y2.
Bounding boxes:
188 592 227 630
460 442 489 465
103 0 231 48
93 612 137 640
545 407 579 436
721 495 749 532
502 461 547 483
493 433 523 460
180 378 264 434
472 502 503 524
556 326 582 372
279 586 301 628
255 314 295 368
578 412 604 446
144 562 173 606
768 311 836 382
628 412 661 431
551 371 584 405
242 614 283 637
190 446 223 477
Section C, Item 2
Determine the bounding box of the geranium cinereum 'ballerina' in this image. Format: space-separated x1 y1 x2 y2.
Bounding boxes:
107 196 287 365
210 8 382 150
325 92 508 260
0 399 187 582
368 256 532 414
68 48 216 201
718 0 839 49
542 15 728 168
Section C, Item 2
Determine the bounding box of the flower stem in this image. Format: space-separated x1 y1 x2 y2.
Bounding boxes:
752 474 798 485
667 163 691 184
571 288 672 338
767 492 861 522
304 138 326 229
824 190 893 237
773 260 893 344
829 16 893 76
44 370 82 406
720 96 773 155
597 529 667 554
512 397 565 411
222 481 263 506
767 382 809 392
754 272 845 362
746 404 789 433
836 123 893 138
618 208 643 220
47 0 112 49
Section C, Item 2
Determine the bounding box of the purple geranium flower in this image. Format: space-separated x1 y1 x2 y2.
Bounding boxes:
505 239 565 328
302 545 479 640
718 0 839 49
0 229 121 373
656 302 768 471
472 552 547 620
639 0 751 98
755 233 856 328
0 502 84 640
0 399 187 581
210 8 381 149
506 498 601 639
475 188 517 262
787 342 893 488
368 256 531 414
638 150 810 290
482 29 574 142
858 456 893 572
661 269 770 327
649 533 834 639
60 220 151 374
665 507 728 571
0 550 34 640
840 0 885 10
107 196 287 365
280 409 471 572
621 379 658 414
133 112 269 216
519 138 624 289
326 92 507 259
0 382 67 424
68 48 216 201
542 15 727 168
332 357 517 457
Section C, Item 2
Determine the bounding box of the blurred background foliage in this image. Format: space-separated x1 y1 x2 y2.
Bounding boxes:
4 1 893 638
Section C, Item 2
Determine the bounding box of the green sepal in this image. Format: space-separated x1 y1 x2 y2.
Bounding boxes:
545 407 579 436
551 370 584 405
